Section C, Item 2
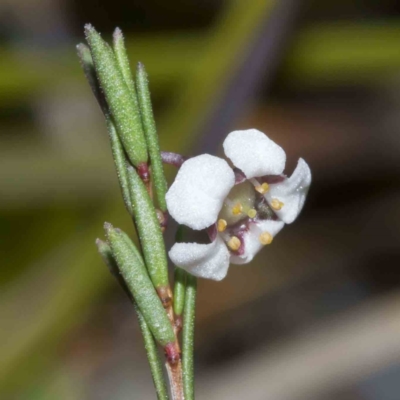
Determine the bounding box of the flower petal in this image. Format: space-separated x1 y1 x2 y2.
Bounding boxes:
223 129 286 179
265 158 311 224
169 236 230 281
230 220 285 265
166 154 235 230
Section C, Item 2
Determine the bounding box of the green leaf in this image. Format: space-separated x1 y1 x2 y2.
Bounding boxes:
106 121 134 215
134 305 170 400
76 43 133 215
96 239 170 400
84 24 148 168
136 62 168 211
182 274 197 400
95 238 132 299
76 43 108 114
173 225 186 316
105 223 175 346
127 166 169 288
112 28 136 95
173 268 186 317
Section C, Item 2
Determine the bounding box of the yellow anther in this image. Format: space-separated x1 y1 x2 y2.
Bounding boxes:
232 203 243 215
247 208 257 219
259 231 273 245
255 182 269 194
217 219 227 232
271 198 284 211
227 236 241 251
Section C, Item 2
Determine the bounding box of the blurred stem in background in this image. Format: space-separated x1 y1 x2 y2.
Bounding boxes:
2 21 400 108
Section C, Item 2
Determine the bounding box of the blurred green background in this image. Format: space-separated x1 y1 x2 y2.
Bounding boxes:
2 1 400 399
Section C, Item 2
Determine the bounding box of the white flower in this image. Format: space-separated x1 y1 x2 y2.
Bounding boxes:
166 129 311 281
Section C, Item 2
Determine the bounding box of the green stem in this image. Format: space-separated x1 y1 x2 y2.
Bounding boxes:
182 274 197 400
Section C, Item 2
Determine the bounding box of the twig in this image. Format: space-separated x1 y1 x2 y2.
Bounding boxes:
164 343 185 400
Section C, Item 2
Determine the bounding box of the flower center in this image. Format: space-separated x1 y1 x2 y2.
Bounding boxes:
218 181 256 226
217 181 278 255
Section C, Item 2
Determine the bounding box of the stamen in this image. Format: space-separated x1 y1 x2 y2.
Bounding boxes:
259 232 273 245
227 236 241 251
255 182 269 194
270 198 284 211
232 203 243 215
247 208 257 218
217 219 227 232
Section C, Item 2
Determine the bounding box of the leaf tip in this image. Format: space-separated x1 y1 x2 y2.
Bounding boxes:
103 221 114 233
76 43 91 62
95 238 105 248
84 23 100 43
113 27 123 40
84 23 95 33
